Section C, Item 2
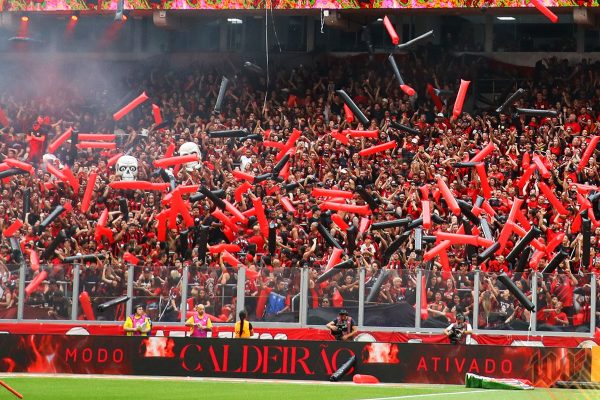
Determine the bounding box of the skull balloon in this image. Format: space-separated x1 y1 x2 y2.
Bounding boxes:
115 155 138 181
178 142 201 171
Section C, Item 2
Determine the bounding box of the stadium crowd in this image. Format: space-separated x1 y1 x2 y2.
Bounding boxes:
0 49 599 333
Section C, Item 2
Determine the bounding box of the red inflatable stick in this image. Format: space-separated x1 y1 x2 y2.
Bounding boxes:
78 133 116 141
252 197 270 237
575 183 599 194
515 210 532 231
224 200 247 224
509 222 546 252
532 154 550 178
383 16 399 45
244 267 259 281
163 143 175 158
326 248 344 270
452 79 471 119
439 250 452 281
156 211 168 241
529 250 546 270
209 243 242 254
344 103 354 124
331 131 350 145
62 165 80 193
98 208 109 227
475 163 492 199
517 164 537 193
174 185 200 195
419 184 430 200
578 136 600 172
324 197 347 204
107 152 124 167
312 187 354 199
30 250 40 272
232 170 256 182
279 162 290 180
25 269 48 296
172 193 195 228
47 127 72 154
331 213 349 231
530 0 558 23
235 181 253 203
76 141 117 150
436 232 494 247
2 219 23 237
437 176 461 216
79 291 96 320
426 84 444 112
222 226 235 242
481 200 496 217
507 198 524 224
113 91 149 121
109 181 170 192
344 129 379 138
284 128 302 149
319 202 372 216
154 154 199 168
123 252 140 265
469 142 496 163
522 152 530 170
212 209 239 232
152 104 163 125
222 250 240 269
81 171 98 213
421 200 431 229
4 158 34 174
280 196 296 213
545 232 565 256
359 217 371 234
423 240 451 262
400 85 416 97
263 140 285 150
46 163 68 182
577 192 592 211
358 140 396 157
538 182 569 215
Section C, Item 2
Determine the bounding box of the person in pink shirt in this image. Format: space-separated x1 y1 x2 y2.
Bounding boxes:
185 304 212 338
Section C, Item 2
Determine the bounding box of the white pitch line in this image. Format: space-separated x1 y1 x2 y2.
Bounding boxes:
357 389 497 400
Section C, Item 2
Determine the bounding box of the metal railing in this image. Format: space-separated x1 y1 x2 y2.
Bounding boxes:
0 263 597 338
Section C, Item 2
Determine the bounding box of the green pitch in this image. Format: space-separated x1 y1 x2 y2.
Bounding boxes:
1 377 599 400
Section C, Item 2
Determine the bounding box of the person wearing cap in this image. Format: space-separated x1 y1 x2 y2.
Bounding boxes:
444 313 472 344
185 304 212 338
326 310 358 341
123 304 152 336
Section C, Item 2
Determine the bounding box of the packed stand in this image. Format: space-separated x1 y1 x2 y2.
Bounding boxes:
0 51 598 332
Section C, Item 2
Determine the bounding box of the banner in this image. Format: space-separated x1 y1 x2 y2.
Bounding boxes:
0 334 592 387
4 0 593 12
0 322 598 348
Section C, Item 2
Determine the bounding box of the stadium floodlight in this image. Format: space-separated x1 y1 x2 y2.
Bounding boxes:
227 18 243 24
497 16 516 21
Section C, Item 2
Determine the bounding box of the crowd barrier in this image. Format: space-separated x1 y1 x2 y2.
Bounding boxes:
0 334 595 387
1 263 597 340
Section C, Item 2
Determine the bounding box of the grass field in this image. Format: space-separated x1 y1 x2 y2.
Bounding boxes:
1 376 600 400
